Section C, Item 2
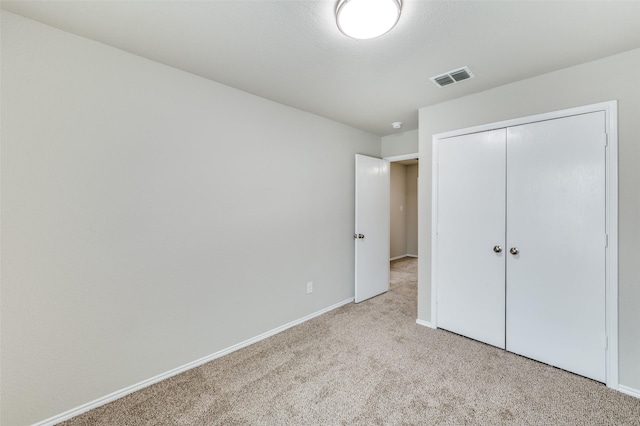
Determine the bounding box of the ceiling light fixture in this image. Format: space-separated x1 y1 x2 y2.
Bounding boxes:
336 0 402 40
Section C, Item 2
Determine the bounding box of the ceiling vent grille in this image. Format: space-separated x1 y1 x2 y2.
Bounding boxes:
430 66 474 88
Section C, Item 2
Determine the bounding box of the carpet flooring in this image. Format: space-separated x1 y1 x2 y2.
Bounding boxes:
63 257 640 425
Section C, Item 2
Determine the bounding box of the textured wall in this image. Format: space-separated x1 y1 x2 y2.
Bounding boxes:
1 12 380 425
382 129 419 158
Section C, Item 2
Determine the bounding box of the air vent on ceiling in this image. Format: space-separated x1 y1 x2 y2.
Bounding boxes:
430 66 474 88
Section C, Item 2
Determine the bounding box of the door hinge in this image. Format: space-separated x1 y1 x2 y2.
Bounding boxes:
605 234 609 248
605 336 608 350
605 133 609 147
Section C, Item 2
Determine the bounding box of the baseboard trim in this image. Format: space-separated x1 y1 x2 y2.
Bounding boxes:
32 297 355 426
390 254 418 261
619 385 640 399
416 319 436 329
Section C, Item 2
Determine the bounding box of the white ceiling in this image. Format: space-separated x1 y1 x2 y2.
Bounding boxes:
2 1 639 136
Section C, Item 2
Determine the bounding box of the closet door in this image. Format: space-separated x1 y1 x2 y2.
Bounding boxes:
436 129 506 348
506 112 606 382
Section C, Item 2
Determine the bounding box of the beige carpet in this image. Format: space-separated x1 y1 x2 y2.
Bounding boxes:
63 257 640 425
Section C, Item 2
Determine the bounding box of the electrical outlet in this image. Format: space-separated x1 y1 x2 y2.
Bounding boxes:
307 282 313 294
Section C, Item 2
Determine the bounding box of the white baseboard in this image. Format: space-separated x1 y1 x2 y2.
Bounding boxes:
33 297 354 426
390 254 418 261
619 384 640 399
416 319 436 329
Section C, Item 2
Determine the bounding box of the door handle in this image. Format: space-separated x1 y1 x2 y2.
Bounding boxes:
510 247 519 255
493 245 502 253
358 234 365 239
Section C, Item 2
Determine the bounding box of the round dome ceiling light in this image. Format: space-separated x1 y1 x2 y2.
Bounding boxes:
336 0 402 40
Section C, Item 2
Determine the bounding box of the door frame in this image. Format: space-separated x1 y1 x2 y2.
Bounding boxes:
431 101 618 389
385 153 419 163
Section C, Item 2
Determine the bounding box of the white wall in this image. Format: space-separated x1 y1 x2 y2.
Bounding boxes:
0 12 381 425
390 163 407 259
418 48 640 392
381 129 418 158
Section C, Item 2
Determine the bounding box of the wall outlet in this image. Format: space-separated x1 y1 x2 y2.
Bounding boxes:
307 282 313 294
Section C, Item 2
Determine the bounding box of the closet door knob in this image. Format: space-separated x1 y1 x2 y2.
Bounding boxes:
493 245 502 253
510 247 519 255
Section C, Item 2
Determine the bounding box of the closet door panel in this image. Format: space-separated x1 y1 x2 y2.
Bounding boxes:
506 112 606 382
436 129 506 348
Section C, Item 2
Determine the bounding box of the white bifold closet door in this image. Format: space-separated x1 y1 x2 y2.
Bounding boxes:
506 112 606 382
436 129 507 349
436 111 606 383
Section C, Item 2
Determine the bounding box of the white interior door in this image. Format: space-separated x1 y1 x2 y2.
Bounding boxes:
506 112 606 382
355 154 390 303
436 129 507 348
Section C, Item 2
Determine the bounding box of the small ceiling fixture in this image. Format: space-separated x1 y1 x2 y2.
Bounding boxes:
336 0 402 40
391 122 403 129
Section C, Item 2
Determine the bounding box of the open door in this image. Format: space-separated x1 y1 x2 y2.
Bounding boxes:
355 154 390 303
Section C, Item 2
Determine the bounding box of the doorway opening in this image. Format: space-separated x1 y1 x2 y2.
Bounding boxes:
386 154 419 262
386 153 419 299
353 152 418 304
